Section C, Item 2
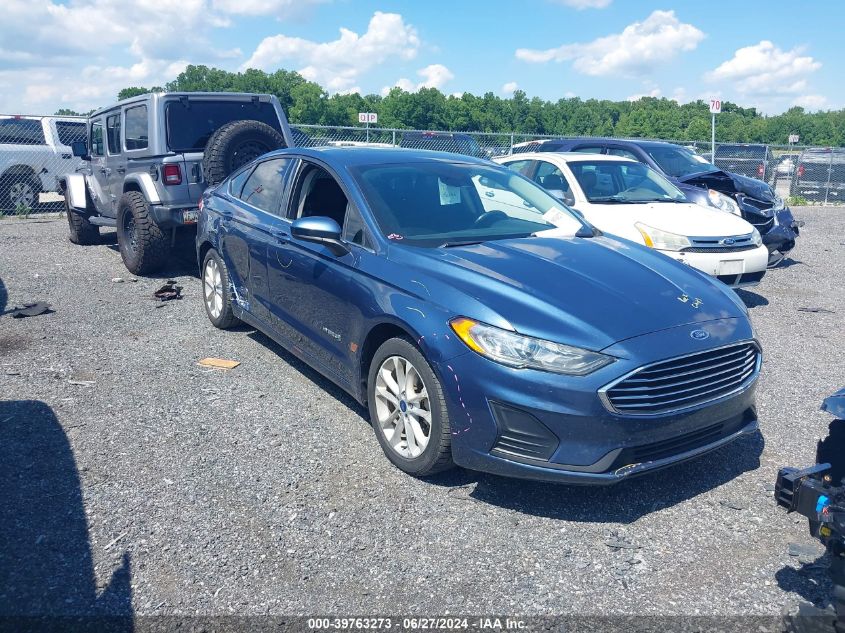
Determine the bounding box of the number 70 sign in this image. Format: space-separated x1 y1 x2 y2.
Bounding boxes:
709 99 722 114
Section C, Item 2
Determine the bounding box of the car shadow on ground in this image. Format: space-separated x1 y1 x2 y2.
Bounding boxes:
0 400 133 630
737 288 770 308
102 230 200 280
775 556 833 610
773 257 805 270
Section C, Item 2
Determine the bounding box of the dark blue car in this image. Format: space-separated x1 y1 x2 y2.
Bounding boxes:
518 138 800 266
196 147 761 484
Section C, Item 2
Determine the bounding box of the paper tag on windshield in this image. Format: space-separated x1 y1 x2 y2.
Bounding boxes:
438 179 461 205
543 207 570 227
692 154 709 164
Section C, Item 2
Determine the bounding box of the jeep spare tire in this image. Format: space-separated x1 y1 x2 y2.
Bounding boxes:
203 120 285 186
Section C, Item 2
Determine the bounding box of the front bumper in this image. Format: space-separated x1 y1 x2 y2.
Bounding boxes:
151 204 200 228
761 207 800 260
662 245 769 288
436 319 760 485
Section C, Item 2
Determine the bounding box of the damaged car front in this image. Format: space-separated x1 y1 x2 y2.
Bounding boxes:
643 143 802 267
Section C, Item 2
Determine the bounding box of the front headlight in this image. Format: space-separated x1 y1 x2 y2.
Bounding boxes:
702 189 741 216
449 317 614 375
751 228 762 247
634 222 691 251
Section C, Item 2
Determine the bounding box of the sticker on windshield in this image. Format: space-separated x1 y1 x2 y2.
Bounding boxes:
438 179 461 205
691 154 710 163
387 233 404 240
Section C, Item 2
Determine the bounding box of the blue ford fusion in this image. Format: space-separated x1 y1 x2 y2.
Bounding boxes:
196 147 761 484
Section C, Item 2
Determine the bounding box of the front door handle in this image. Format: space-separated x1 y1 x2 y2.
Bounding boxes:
271 229 289 243
116 167 126 174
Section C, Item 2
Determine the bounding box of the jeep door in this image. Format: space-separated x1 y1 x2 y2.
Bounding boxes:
103 111 125 218
85 118 110 213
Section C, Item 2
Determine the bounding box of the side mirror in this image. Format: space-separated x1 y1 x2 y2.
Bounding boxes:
291 216 349 256
70 141 89 160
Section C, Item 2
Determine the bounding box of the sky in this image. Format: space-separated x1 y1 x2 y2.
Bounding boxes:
1 0 841 117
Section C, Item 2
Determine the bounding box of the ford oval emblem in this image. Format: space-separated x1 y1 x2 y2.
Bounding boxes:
721 238 736 246
690 329 710 341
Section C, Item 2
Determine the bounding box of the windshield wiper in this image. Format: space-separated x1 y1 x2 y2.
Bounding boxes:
590 196 645 204
440 240 485 248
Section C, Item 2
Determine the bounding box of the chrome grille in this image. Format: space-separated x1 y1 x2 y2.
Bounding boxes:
600 342 760 415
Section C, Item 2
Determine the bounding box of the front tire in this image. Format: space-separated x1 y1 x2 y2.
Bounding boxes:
367 338 453 476
202 249 239 329
116 191 170 275
65 193 100 245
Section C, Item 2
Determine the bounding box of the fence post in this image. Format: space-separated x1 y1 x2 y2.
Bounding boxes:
392 130 396 147
509 133 514 155
825 148 833 206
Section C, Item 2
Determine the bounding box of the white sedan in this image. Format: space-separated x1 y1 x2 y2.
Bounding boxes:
493 152 769 288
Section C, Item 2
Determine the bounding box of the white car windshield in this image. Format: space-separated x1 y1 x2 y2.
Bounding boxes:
568 160 687 204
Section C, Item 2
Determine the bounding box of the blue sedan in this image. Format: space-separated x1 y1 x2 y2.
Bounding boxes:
196 147 761 484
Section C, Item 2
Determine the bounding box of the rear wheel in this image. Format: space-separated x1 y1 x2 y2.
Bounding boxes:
116 191 170 275
367 338 453 476
201 249 239 329
2 172 41 212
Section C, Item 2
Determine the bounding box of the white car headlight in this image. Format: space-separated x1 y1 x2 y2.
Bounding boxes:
702 189 741 216
450 317 614 375
751 228 762 247
634 222 692 251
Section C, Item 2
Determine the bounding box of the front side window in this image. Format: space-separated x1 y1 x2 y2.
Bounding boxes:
91 121 104 156
352 162 586 247
534 161 571 194
124 105 148 150
502 159 533 177
568 160 686 204
646 146 718 178
607 147 639 161
238 158 291 213
106 113 121 155
55 121 86 146
0 118 46 145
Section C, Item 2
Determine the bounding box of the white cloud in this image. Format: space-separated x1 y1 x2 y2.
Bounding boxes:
381 64 454 95
551 0 611 8
211 0 324 17
627 88 661 101
515 10 704 77
502 81 519 95
793 94 829 111
707 41 821 96
242 11 420 92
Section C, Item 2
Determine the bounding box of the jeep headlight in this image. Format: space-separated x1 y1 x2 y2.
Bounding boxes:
450 317 614 375
701 189 741 216
634 222 691 251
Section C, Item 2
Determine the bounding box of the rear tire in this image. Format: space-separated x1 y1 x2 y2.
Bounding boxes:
367 337 453 476
201 249 239 329
65 192 100 245
1 172 41 213
203 120 285 186
116 191 170 275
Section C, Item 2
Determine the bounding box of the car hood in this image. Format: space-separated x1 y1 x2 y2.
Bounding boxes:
390 235 746 352
581 202 755 238
678 169 777 204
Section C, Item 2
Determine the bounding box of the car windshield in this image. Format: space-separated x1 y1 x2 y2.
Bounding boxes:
645 146 719 178
568 160 687 203
352 162 587 247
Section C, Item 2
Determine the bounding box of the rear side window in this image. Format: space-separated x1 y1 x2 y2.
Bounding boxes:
106 113 121 155
165 100 284 152
0 119 46 145
572 145 605 154
607 147 639 160
124 105 148 150
503 159 533 177
238 158 292 213
715 145 765 158
55 121 86 146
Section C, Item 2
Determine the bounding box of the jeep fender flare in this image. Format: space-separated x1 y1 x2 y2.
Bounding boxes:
60 174 89 213
122 173 161 205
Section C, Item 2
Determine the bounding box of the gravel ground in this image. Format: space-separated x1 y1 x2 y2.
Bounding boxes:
0 207 842 618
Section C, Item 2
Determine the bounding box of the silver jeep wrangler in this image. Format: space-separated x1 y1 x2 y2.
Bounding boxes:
61 92 293 274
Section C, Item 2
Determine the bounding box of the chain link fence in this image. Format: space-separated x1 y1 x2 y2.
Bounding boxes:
0 114 87 215
3 115 843 215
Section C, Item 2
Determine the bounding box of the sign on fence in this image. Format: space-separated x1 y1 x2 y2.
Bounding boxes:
358 112 378 124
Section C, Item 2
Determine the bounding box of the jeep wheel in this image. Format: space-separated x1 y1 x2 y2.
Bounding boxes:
2 173 41 213
203 120 285 186
116 191 170 275
65 192 99 245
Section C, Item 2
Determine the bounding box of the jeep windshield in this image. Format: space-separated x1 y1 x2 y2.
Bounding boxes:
352 162 586 247
165 99 283 152
645 146 719 178
569 160 687 204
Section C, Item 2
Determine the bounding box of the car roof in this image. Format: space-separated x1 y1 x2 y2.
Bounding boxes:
497 151 634 163
261 146 492 167
539 137 679 150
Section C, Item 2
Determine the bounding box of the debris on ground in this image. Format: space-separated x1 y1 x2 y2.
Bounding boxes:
68 371 96 386
10 302 53 318
153 280 183 301
797 307 835 314
197 357 241 370
112 277 124 283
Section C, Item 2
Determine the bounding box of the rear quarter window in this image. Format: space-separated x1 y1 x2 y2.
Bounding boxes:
55 121 86 146
0 119 46 145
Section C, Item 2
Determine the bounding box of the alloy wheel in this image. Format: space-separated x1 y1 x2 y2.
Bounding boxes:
203 257 224 319
9 181 36 207
374 355 432 459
